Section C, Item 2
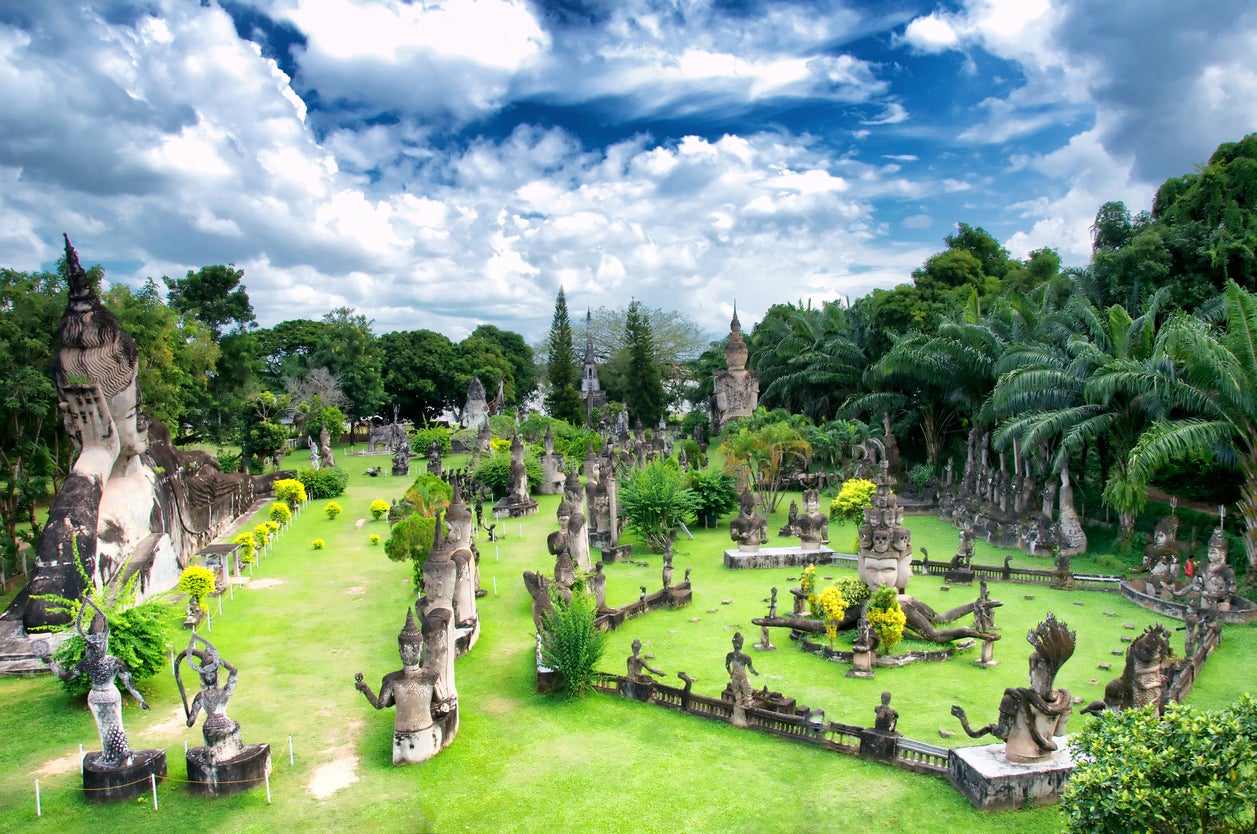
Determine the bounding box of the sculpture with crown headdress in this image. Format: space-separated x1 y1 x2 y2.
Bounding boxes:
355 608 442 765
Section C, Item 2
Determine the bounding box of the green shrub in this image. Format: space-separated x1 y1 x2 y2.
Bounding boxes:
686 468 739 527
907 463 933 492
384 514 437 591
324 501 343 520
369 534 381 546
178 565 217 609
490 437 512 454
539 588 607 700
1061 696 1257 833
215 448 240 473
474 451 542 499
274 478 307 507
817 586 848 643
233 531 258 565
835 576 871 607
299 466 350 499
370 499 390 521
830 478 876 526
268 501 292 525
312 538 326 550
411 426 451 455
620 458 699 552
403 474 453 517
253 523 271 547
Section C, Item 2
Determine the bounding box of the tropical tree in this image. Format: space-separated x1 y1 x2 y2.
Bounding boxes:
618 458 698 551
1096 281 1257 576
749 300 867 421
718 415 812 514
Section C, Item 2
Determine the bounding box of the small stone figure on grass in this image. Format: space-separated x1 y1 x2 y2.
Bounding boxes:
626 638 665 684
725 632 760 728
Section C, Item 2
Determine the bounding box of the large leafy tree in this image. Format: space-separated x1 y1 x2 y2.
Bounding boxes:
378 329 463 422
750 300 867 422
614 299 667 427
165 264 254 340
1097 281 1257 576
467 324 536 406
718 413 812 514
316 307 385 427
544 288 583 424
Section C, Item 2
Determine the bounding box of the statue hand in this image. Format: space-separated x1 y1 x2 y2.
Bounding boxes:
139 699 151 710
950 704 965 718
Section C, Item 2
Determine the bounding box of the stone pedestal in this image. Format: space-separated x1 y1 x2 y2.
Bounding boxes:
943 568 976 584
492 496 538 518
949 740 1075 811
975 640 998 667
83 749 167 804
600 544 633 564
186 743 271 796
858 729 899 762
847 649 874 678
723 546 836 569
618 679 656 702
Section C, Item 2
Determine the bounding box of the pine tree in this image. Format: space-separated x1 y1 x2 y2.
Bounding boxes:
622 299 667 427
545 288 584 424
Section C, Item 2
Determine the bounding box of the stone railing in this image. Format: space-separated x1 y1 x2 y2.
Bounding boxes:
914 558 1122 592
593 582 692 631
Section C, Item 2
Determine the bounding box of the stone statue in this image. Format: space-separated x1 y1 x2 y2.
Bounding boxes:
1142 511 1184 595
1198 525 1237 613
1082 623 1172 716
873 691 899 734
318 425 336 469
52 597 150 767
426 444 442 477
391 430 410 477
661 546 674 590
626 638 665 683
355 610 440 765
176 633 242 763
857 468 913 592
794 488 829 549
589 561 607 611
522 570 558 632
725 631 759 728
1055 464 1087 555
446 486 480 638
952 613 1076 762
729 489 768 552
777 500 798 537
492 433 538 517
898 593 1002 644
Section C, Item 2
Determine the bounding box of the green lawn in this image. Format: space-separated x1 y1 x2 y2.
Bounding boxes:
1 449 1252 834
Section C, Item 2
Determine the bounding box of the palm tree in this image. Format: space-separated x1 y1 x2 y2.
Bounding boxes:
751 301 867 421
992 286 1165 539
1094 281 1257 576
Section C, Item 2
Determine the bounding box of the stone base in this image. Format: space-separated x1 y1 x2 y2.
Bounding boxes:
83 749 167 804
618 679 656 702
392 728 441 766
666 587 692 607
949 740 1075 811
492 498 538 518
600 544 633 564
186 743 271 796
943 568 976 584
858 729 899 762
723 546 838 569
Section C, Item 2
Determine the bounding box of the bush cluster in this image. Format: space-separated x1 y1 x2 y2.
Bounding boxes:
273 478 307 507
324 501 343 520
369 499 391 521
268 501 292 525
299 466 349 499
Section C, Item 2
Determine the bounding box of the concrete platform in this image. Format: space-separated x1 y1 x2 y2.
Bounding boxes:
949 739 1075 810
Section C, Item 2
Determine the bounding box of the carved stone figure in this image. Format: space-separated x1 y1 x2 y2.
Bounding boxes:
857 466 913 592
711 308 759 432
874 691 899 734
1082 623 1172 716
661 546 674 590
952 613 1076 762
318 425 336 469
522 570 558 632
729 489 768 552
176 633 242 764
626 638 664 684
391 431 410 477
777 500 798 537
793 488 829 549
461 376 489 429
426 444 443 477
176 632 272 794
308 436 320 470
898 594 1002 644
356 610 441 765
446 486 480 640
1055 464 1087 555
51 598 150 767
589 562 607 611
725 631 759 728
492 433 538 517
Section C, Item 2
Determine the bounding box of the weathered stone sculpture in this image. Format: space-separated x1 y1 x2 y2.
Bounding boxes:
1141 509 1184 596
972 579 1000 666
1198 525 1238 613
898 592 1002 644
729 489 768 552
711 308 759 432
724 631 759 728
492 433 538 517
48 597 166 801
952 613 1076 762
793 488 829 549
176 633 271 794
355 610 441 765
1082 623 1172 716
318 425 336 469
1055 464 1087 556
857 467 913 593
426 444 443 477
461 376 489 428
445 486 480 653
859 690 901 761
391 431 410 476
621 638 665 701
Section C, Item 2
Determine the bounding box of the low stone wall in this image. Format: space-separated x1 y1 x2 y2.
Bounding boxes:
723 546 845 569
1118 580 1257 624
593 582 691 631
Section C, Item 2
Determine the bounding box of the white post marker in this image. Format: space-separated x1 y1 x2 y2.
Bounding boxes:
218 597 223 617
265 771 272 804
493 577 498 597
495 544 500 562
34 779 40 817
288 735 294 766
79 744 84 773
150 772 158 810
519 523 523 539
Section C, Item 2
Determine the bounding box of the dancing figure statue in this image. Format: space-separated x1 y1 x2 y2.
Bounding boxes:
176 633 242 764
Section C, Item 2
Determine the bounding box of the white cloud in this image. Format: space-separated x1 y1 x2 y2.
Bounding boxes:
901 13 960 52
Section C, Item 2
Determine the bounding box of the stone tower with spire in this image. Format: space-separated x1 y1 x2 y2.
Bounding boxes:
711 306 759 432
580 310 608 422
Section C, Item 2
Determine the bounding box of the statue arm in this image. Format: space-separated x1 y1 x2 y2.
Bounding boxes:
116 660 149 709
186 692 204 727
62 385 121 483
355 673 392 709
222 661 238 700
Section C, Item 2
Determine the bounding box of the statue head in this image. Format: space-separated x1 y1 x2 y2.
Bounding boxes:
76 596 109 656
858 524 873 550
739 489 756 516
732 631 744 652
802 489 819 513
1153 514 1179 547
1026 613 1075 695
631 638 642 656
1207 527 1227 565
398 608 424 667
872 528 891 553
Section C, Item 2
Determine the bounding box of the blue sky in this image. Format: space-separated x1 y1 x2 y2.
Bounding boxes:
0 0 1253 343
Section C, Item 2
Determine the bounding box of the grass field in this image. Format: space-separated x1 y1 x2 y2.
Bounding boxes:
1 448 1253 834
